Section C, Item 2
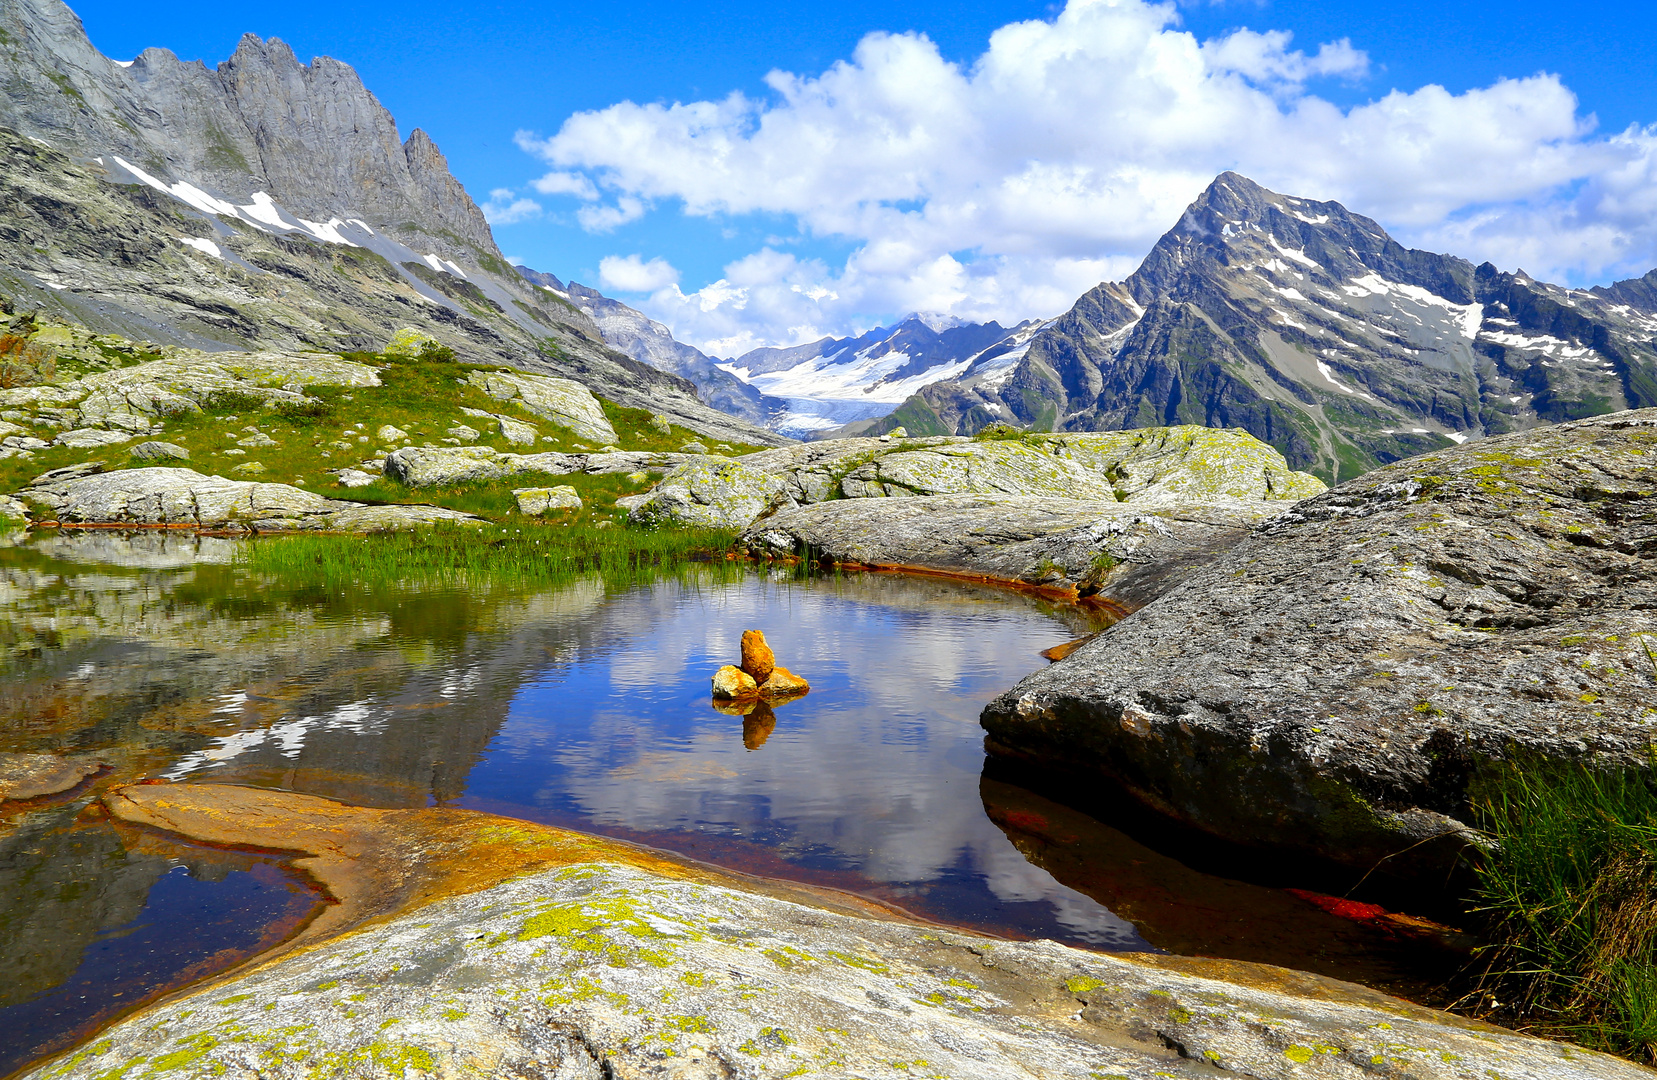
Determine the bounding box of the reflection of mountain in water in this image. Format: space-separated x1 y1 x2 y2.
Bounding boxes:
0 805 171 1008
0 531 608 807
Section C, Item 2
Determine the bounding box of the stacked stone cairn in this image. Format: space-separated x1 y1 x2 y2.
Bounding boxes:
711 630 809 701
710 631 810 750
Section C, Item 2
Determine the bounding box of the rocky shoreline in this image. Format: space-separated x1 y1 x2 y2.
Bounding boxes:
18 783 1640 1080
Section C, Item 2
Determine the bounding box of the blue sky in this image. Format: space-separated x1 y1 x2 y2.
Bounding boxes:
69 0 1657 354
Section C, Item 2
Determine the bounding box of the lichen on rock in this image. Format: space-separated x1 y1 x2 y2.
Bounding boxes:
981 409 1657 883
465 369 618 445
21 467 484 531
29 784 1645 1080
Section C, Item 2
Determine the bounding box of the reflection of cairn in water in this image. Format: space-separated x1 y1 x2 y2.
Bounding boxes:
710 631 806 750
709 698 779 750
710 630 809 702
743 701 777 750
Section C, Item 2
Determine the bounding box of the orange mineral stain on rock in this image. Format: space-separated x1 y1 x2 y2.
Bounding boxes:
101 783 906 968
740 629 776 683
760 665 810 697
712 664 760 700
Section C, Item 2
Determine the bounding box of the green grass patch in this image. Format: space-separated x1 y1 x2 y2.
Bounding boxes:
1468 758 1657 1062
236 519 742 592
0 351 766 522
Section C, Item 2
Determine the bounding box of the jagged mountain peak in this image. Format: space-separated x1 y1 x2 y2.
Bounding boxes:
902 311 968 333
0 0 495 264
868 170 1657 477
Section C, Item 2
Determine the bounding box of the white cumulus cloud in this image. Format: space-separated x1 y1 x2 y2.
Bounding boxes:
577 196 647 233
512 0 1657 352
598 253 681 293
480 188 542 225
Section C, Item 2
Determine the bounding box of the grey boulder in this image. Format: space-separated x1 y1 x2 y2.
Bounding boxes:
465 369 618 445
742 494 1282 604
384 445 692 487
626 456 786 530
29 860 1639 1080
981 409 1657 882
635 428 1322 532
128 440 189 462
20 467 482 531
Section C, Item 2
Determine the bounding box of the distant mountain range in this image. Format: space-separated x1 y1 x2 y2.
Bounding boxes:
717 315 1041 438
514 269 1040 439
0 0 784 445
561 172 1657 476
7 0 1657 471
856 174 1657 479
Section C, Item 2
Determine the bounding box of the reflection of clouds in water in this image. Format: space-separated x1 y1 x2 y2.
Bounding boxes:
492 574 1138 945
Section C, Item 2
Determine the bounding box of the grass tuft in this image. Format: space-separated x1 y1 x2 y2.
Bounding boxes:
236 519 743 592
1468 758 1657 1062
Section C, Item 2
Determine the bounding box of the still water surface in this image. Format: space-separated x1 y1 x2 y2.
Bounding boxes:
0 531 1455 1075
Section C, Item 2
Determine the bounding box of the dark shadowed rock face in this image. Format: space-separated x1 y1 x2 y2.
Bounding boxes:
981 409 1657 883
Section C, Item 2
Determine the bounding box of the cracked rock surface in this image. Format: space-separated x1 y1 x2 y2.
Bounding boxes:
981 409 1657 882
630 427 1323 531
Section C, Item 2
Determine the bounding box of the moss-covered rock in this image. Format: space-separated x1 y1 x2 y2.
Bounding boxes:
1035 426 1326 502
625 457 787 530
22 467 485 531
465 369 618 445
381 327 445 359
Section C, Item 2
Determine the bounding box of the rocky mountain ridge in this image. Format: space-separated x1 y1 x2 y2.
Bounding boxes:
520 269 789 428
0 0 786 445
865 174 1657 482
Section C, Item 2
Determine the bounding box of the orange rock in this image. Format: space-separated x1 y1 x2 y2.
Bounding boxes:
760 665 809 698
740 629 776 683
711 664 759 700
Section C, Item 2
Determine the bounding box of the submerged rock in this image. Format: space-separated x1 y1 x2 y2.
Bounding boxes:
19 467 483 531
31 784 1642 1080
0 753 100 801
981 410 1657 882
